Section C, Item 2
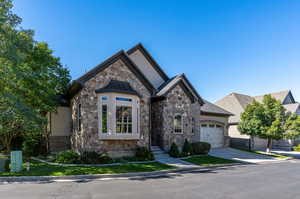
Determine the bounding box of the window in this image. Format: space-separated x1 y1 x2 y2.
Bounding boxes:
209 124 215 128
174 114 183 133
201 124 207 127
116 106 132 133
98 94 139 139
77 104 82 131
101 105 108 133
216 124 222 128
116 97 132 102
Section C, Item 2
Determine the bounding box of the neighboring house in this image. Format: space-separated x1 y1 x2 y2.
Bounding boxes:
216 90 300 149
47 43 232 157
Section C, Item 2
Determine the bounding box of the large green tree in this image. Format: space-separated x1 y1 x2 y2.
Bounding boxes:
238 95 300 152
0 0 70 152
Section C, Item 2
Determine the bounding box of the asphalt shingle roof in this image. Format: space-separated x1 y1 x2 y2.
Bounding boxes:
201 100 233 116
253 90 290 103
95 80 139 96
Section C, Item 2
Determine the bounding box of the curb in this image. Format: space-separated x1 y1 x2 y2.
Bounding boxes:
0 163 244 183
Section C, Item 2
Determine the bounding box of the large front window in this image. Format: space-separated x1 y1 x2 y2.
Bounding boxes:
116 106 132 134
98 94 139 139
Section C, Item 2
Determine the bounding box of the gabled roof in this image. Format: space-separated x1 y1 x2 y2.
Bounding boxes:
69 50 156 98
283 103 300 114
201 100 233 116
215 93 251 123
127 43 169 81
155 74 204 104
253 90 293 104
95 80 139 96
216 90 298 123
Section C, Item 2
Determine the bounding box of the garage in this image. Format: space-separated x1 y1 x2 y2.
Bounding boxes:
200 123 224 148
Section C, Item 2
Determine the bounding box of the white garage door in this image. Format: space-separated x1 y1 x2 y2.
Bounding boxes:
200 123 224 148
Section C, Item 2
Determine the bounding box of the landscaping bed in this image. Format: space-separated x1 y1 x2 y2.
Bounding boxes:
184 155 238 166
0 161 174 177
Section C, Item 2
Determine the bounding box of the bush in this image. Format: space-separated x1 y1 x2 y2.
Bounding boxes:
55 150 80 164
79 151 113 164
182 139 193 157
23 135 42 157
191 142 211 155
293 144 300 152
169 142 180 158
4 159 10 172
98 153 113 164
135 147 154 161
80 151 101 164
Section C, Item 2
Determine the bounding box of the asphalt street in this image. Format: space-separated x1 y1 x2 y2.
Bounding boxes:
1 160 300 199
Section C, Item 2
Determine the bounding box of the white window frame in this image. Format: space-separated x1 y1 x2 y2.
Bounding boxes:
98 93 140 140
173 114 183 134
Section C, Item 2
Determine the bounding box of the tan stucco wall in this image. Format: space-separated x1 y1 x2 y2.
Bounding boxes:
50 106 72 136
228 125 249 139
128 50 165 89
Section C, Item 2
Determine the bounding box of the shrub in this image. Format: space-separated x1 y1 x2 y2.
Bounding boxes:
98 153 113 164
135 146 154 161
55 150 80 164
191 142 211 155
23 135 42 157
182 139 193 157
169 142 180 158
4 159 10 172
293 144 300 152
80 151 101 164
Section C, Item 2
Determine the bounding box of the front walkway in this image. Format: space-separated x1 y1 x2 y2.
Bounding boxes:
154 153 199 168
209 147 281 164
151 146 198 168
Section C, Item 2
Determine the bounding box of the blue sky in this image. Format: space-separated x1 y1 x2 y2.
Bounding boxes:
13 0 300 102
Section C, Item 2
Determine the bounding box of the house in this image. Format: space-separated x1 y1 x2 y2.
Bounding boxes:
48 43 232 157
215 90 300 149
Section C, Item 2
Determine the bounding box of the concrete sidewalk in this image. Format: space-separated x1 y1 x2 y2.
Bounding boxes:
209 147 283 164
272 149 300 159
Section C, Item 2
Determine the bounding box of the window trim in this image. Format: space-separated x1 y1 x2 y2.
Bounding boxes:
98 93 140 140
173 114 183 134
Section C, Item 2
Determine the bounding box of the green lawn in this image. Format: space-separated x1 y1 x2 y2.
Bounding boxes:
184 155 238 166
233 148 288 159
0 161 174 177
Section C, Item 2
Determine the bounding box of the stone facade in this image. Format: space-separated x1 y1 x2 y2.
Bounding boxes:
70 59 151 158
152 84 202 151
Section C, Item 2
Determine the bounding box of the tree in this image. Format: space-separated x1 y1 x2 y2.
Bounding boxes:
284 113 300 140
238 101 265 150
238 95 300 152
0 0 70 152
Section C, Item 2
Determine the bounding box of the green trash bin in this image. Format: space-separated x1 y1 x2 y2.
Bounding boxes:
10 151 23 172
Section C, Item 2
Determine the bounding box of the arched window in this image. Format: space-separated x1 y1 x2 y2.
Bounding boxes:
174 114 183 133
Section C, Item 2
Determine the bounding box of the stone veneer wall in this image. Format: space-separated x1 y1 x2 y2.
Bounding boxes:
152 84 201 151
70 59 151 158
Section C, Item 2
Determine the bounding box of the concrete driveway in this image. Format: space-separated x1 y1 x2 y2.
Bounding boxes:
209 147 281 164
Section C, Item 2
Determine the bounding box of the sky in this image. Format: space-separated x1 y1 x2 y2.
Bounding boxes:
13 0 300 102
